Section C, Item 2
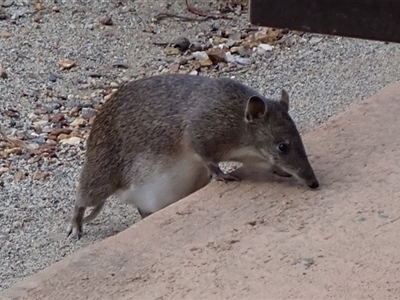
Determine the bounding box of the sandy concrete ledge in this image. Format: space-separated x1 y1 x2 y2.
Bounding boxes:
2 82 400 300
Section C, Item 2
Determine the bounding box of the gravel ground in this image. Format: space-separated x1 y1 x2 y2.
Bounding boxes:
1 0 400 291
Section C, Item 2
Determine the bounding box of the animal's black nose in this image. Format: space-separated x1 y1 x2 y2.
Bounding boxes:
308 181 319 189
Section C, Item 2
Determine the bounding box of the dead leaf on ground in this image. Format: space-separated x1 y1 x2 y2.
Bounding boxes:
0 167 9 175
14 171 26 181
70 118 86 128
142 27 155 34
33 171 50 180
34 1 43 10
1 147 22 158
0 125 31 151
51 113 65 123
199 59 213 67
164 46 180 56
4 109 19 118
207 48 227 64
60 136 81 145
39 143 56 154
0 31 13 38
58 59 76 70
57 133 69 141
254 29 284 44
50 127 73 137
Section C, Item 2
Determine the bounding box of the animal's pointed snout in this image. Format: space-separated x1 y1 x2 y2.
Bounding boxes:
298 163 319 189
307 179 319 189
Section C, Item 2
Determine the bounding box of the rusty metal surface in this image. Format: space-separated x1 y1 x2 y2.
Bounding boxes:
249 0 400 43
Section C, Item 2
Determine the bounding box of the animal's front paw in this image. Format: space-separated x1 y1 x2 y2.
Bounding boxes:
214 172 241 182
207 163 241 183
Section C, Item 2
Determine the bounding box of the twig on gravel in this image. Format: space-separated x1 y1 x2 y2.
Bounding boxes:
92 84 120 90
0 125 31 150
30 7 50 16
152 41 172 47
153 0 233 23
185 0 231 19
244 27 261 33
153 13 211 22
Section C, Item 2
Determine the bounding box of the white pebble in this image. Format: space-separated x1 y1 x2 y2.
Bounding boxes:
258 44 273 52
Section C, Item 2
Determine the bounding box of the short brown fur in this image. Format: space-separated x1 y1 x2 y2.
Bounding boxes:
68 74 319 239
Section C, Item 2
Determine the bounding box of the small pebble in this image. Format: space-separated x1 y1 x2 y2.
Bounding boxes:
99 15 113 26
60 136 81 146
257 48 267 56
207 48 227 63
81 107 97 120
170 63 180 73
70 118 86 127
189 42 204 52
51 113 64 123
225 52 236 63
173 37 191 51
210 23 220 31
32 136 46 144
192 51 209 61
48 74 57 82
309 37 323 45
11 10 23 20
258 44 273 52
0 0 14 8
235 57 252 65
176 57 188 66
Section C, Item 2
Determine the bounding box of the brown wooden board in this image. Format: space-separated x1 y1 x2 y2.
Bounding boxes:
249 0 400 43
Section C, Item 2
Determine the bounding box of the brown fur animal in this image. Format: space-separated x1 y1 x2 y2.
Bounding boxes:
68 74 319 239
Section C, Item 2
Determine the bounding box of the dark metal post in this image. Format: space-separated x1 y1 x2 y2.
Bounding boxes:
250 0 400 43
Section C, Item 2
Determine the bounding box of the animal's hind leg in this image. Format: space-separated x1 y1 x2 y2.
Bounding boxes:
68 195 110 240
82 201 106 224
67 187 91 240
67 180 113 240
67 204 86 240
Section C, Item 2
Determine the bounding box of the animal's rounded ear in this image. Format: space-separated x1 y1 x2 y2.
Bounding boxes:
245 95 267 123
280 89 289 112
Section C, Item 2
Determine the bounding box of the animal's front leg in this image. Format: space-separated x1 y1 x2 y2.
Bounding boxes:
206 162 241 182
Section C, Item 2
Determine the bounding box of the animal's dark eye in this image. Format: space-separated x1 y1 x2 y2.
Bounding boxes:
277 142 288 153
